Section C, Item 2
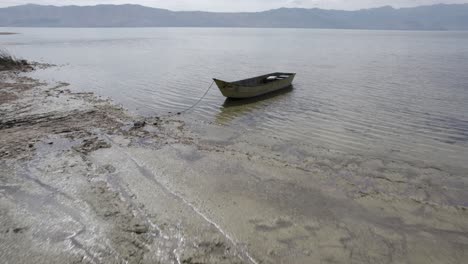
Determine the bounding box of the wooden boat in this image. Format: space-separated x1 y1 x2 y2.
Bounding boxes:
213 72 296 99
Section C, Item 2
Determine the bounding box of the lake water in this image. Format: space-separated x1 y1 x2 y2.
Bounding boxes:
2 28 468 171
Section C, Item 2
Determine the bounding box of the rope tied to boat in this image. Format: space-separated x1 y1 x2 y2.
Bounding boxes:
165 80 215 118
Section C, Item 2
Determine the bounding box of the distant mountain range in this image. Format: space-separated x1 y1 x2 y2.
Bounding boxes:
1 4 468 30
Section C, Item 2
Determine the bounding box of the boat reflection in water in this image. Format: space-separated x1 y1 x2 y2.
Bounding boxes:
215 85 294 125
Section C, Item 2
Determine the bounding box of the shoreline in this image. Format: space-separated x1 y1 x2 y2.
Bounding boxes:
1 65 468 263
0 65 247 263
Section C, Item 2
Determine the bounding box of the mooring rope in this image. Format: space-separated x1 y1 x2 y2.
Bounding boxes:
164 80 215 118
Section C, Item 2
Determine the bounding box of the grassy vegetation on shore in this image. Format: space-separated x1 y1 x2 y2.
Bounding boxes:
0 49 29 71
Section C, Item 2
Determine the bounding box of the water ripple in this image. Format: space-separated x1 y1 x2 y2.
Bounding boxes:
9 27 468 170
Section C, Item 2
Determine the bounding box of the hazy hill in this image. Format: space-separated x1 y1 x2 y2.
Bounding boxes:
1 3 468 30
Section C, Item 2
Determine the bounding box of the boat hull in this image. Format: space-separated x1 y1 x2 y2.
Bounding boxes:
214 72 295 99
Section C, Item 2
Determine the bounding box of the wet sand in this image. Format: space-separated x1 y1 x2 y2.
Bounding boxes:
1 65 468 263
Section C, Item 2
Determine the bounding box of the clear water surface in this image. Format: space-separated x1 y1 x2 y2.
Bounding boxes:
2 27 467 171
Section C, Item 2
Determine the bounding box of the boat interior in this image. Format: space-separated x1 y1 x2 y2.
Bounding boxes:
232 72 295 86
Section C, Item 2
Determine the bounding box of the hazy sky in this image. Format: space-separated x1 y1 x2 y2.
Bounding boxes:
2 0 468 11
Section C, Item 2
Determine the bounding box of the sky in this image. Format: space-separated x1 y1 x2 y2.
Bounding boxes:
1 0 468 12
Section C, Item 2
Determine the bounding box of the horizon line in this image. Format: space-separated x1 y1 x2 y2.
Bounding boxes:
2 2 467 14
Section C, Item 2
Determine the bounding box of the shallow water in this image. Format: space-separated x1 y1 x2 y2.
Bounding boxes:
2 27 468 170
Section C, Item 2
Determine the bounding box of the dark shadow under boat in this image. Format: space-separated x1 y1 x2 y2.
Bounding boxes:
215 85 294 125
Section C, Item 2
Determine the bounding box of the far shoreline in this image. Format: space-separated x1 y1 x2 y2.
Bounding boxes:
0 32 18 35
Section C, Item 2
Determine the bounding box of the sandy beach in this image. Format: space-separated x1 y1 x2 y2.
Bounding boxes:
1 64 468 264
